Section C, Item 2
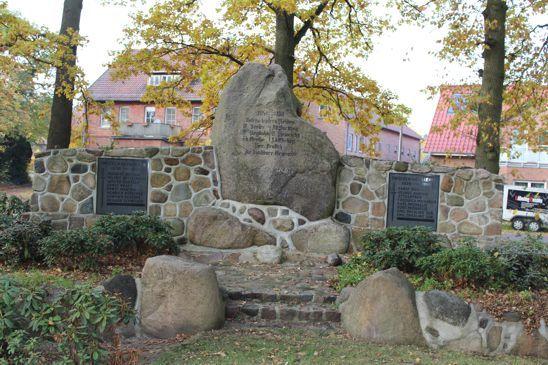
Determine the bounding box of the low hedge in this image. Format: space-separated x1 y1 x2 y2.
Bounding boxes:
337 227 547 292
1 212 179 270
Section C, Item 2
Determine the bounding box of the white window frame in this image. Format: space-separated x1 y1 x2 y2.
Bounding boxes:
149 73 180 86
191 106 203 123
515 181 546 189
347 133 353 151
530 182 546 189
119 106 129 124
165 107 176 125
318 105 328 119
148 75 161 86
145 107 156 124
100 107 112 128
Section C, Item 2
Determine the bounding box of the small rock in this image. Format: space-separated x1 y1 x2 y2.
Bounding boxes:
501 311 521 322
256 245 283 264
326 253 342 266
102 274 137 308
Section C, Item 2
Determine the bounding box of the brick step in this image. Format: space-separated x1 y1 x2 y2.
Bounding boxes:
226 300 341 325
224 289 337 305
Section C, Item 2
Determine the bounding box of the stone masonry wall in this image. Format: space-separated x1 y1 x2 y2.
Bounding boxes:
334 156 503 249
30 147 503 252
29 147 219 243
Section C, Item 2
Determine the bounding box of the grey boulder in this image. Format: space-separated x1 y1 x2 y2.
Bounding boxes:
291 219 349 254
102 274 137 308
340 268 424 345
212 63 340 221
187 207 276 249
140 255 225 338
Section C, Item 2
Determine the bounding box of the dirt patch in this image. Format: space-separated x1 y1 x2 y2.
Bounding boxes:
0 183 33 200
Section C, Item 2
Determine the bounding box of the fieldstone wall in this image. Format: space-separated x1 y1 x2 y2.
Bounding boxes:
334 156 503 248
29 147 220 242
30 147 503 252
201 200 349 253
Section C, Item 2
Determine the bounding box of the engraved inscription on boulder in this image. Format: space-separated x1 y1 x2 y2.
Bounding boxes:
212 63 340 221
386 173 440 230
96 158 149 214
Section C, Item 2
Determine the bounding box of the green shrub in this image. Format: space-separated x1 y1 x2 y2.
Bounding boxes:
0 131 32 184
38 228 113 270
93 212 178 255
361 226 442 272
489 238 548 291
417 244 505 288
0 219 51 265
336 254 376 291
0 275 132 364
0 193 29 228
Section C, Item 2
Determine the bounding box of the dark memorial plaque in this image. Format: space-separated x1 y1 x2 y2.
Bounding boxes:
96 158 149 215
387 172 440 230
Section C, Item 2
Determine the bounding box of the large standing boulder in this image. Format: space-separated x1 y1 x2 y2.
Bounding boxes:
340 268 424 345
212 63 340 221
140 255 225 338
291 219 349 254
187 207 276 249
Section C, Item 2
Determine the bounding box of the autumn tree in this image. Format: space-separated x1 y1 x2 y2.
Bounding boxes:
0 1 85 144
47 0 84 149
400 0 547 173
111 0 410 147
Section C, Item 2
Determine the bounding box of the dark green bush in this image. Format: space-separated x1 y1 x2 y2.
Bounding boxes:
0 219 51 265
488 237 548 291
38 228 113 270
0 275 132 364
417 244 505 288
0 193 29 228
361 226 442 272
0 131 32 184
93 212 178 255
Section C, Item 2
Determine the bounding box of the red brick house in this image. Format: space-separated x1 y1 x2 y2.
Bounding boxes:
83 67 422 161
424 86 547 188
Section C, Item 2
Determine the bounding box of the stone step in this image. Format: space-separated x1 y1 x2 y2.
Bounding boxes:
226 300 341 326
224 289 337 305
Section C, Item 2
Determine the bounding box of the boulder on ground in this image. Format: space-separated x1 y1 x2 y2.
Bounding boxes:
212 63 340 221
423 290 471 327
291 219 349 254
102 274 137 308
340 268 424 345
140 255 225 338
416 290 479 350
187 207 276 248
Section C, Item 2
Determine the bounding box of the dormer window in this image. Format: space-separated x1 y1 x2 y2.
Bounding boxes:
148 73 180 86
448 93 466 114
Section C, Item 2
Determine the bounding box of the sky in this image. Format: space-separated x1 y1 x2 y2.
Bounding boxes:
7 0 474 136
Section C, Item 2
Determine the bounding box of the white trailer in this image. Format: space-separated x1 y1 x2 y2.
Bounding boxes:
502 185 548 232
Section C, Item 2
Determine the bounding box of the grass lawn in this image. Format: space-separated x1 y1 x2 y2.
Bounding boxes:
152 328 542 365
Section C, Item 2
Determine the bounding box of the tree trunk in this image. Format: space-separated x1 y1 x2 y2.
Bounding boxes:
274 10 296 87
47 0 83 149
475 0 506 174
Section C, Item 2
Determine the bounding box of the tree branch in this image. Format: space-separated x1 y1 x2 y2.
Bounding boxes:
294 1 329 45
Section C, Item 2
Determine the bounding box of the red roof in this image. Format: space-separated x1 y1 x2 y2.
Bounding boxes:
89 68 201 102
423 86 477 156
